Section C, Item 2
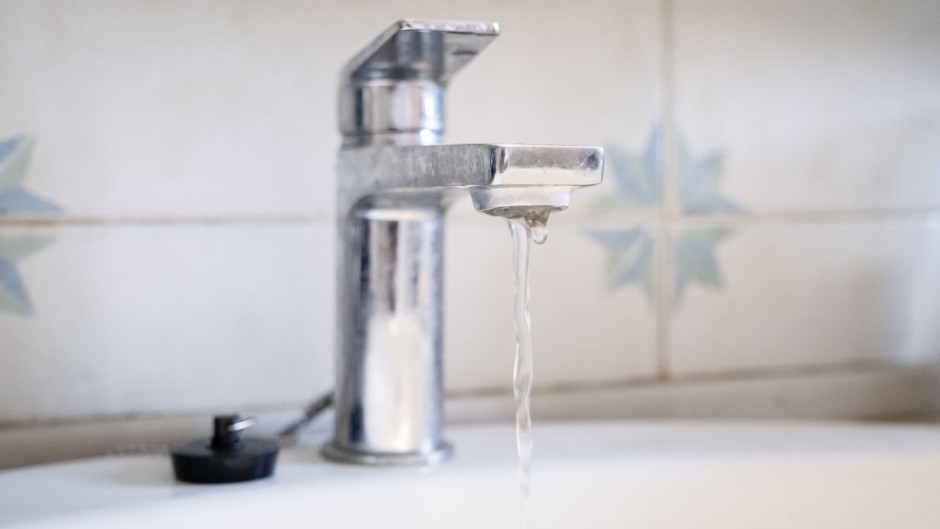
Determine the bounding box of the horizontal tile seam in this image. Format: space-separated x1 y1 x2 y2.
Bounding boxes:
0 215 326 226
460 209 940 226
1 208 938 227
666 208 940 224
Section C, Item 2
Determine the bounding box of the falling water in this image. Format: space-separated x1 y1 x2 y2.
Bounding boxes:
506 208 550 497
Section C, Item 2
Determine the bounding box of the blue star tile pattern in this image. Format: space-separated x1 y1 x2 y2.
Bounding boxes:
0 134 60 316
677 139 741 214
672 227 734 304
0 235 54 315
0 135 61 214
585 125 742 307
585 227 655 298
590 127 662 210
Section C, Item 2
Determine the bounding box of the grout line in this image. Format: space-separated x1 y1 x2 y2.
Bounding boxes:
659 0 678 221
448 210 660 227
654 0 676 381
655 224 672 380
0 209 936 229
497 208 940 227
0 215 326 227
569 207 940 226
668 208 940 225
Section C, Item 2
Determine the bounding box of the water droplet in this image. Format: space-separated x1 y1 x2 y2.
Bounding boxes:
529 224 548 245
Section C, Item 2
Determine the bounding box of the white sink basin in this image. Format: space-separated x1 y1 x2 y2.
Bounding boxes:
3 421 940 528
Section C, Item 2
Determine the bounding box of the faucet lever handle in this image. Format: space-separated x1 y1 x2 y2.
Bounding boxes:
339 20 499 145
343 20 499 84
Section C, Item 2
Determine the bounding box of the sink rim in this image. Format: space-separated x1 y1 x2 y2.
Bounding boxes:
4 419 940 528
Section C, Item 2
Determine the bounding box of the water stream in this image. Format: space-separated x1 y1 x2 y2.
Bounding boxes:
506 208 551 497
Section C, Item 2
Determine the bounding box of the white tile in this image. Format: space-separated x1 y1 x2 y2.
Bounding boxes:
0 1 338 218
445 216 658 393
0 0 658 219
0 222 333 423
672 0 940 212
445 0 661 148
668 219 940 376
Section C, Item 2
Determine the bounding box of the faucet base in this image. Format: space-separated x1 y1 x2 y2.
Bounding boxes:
321 441 453 466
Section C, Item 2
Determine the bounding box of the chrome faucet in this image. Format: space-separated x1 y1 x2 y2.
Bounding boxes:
322 20 603 465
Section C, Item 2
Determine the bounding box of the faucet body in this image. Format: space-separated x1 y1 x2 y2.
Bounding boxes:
323 20 603 465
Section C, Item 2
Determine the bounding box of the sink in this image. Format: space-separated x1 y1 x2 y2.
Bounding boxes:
3 421 940 528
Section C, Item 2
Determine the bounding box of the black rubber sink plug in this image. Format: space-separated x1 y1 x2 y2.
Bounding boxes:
171 414 279 484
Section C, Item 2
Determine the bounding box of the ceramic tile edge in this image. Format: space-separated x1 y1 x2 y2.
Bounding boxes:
447 365 940 423
0 215 327 226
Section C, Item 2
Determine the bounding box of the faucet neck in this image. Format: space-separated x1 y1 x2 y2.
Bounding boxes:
339 80 444 147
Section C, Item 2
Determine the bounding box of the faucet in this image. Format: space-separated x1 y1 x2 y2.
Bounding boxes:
323 20 604 465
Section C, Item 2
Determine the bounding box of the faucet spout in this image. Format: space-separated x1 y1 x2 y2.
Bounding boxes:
338 143 603 213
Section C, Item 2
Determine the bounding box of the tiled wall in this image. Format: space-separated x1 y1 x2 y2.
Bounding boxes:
1 0 939 426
